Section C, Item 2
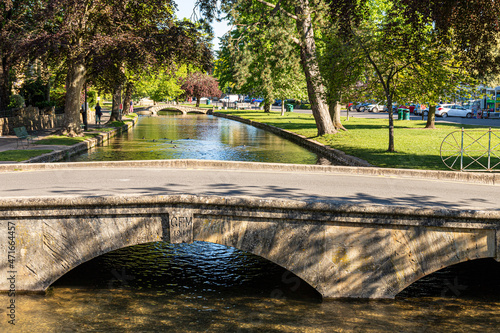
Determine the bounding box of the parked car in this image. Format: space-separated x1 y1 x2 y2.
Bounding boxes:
414 105 428 116
355 102 370 112
366 101 387 113
347 102 357 112
442 105 474 118
434 104 455 117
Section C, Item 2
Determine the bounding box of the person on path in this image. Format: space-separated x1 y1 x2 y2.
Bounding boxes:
95 103 103 125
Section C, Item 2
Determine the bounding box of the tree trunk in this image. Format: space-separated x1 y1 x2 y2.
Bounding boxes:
425 105 436 129
329 100 346 131
195 95 201 107
62 58 86 136
281 99 285 116
109 85 122 122
264 102 271 112
387 95 395 152
0 56 11 111
122 82 133 115
295 0 337 136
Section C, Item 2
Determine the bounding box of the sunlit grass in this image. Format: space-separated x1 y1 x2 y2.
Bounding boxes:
0 149 53 161
219 110 498 170
34 134 99 146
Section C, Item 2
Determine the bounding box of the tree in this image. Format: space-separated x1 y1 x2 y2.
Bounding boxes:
135 65 189 103
29 0 211 135
198 0 338 135
327 0 478 151
0 0 41 110
181 72 222 107
216 19 307 114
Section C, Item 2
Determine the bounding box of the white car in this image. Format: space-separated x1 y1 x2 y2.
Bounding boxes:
441 105 474 118
435 104 455 117
366 101 387 113
431 104 473 118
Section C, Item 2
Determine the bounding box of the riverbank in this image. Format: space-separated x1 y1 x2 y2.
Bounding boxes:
214 110 500 170
0 112 138 163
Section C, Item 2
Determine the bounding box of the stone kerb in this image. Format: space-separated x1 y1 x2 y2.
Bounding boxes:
24 116 137 163
213 112 372 167
1 159 499 185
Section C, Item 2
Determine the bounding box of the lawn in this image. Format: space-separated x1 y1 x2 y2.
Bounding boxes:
218 110 498 170
34 134 99 146
0 149 53 162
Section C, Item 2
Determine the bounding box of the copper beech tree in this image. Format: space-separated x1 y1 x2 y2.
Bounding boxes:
181 72 222 107
28 0 211 136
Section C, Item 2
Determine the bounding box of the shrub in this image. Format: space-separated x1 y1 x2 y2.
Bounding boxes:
8 94 25 108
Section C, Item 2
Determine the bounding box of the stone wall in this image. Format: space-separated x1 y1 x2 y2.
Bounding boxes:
0 106 64 136
1 195 498 298
213 112 372 167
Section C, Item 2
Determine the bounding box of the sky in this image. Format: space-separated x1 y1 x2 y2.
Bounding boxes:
175 0 230 51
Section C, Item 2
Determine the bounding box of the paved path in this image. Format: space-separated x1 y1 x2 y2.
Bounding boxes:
0 163 498 211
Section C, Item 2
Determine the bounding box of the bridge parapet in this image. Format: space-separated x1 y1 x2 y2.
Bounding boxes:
1 195 499 299
137 104 209 116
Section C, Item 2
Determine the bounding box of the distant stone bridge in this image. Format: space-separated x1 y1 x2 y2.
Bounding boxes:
136 104 211 116
1 195 499 299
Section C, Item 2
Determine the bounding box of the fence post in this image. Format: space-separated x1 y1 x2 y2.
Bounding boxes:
488 127 492 171
460 127 464 171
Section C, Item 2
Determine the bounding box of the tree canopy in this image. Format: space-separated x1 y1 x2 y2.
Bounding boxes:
181 72 222 107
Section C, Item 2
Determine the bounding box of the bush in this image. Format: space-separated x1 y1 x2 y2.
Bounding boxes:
35 100 57 109
86 90 97 108
20 78 46 106
8 95 25 108
50 89 66 109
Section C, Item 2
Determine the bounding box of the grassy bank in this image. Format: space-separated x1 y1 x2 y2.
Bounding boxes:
0 149 53 162
0 114 137 162
218 110 495 170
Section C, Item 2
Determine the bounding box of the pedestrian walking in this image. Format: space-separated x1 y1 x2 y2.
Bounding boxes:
95 103 103 125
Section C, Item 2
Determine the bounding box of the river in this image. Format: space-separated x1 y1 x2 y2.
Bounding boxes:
2 114 499 332
71 114 329 164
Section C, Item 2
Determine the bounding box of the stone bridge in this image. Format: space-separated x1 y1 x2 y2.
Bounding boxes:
1 172 499 299
136 104 210 116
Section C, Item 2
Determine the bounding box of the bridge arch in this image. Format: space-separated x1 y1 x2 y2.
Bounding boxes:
51 239 321 298
396 257 500 298
2 195 499 299
38 214 322 295
142 104 210 116
157 107 184 115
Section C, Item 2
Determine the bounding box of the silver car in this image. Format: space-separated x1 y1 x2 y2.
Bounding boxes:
442 105 474 118
366 101 387 113
435 104 455 117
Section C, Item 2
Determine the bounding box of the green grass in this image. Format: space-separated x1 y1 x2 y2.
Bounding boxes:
34 135 99 146
219 110 498 170
0 114 138 162
0 149 53 162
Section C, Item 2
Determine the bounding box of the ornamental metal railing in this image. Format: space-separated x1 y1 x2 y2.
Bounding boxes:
440 128 500 172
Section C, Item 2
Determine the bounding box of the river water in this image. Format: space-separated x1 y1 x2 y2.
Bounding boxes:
2 114 499 332
71 114 327 164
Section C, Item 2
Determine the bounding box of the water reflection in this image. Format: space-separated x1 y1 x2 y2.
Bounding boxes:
3 242 500 332
72 115 329 164
53 242 319 300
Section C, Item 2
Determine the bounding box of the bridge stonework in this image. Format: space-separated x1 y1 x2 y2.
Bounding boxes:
1 195 499 299
136 104 210 116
